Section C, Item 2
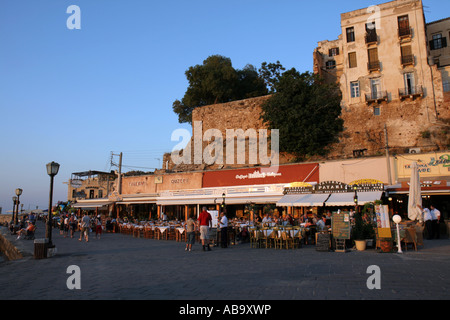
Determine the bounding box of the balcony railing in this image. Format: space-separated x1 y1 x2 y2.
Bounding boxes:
398 27 412 38
399 86 423 99
401 54 414 66
365 91 388 104
368 60 381 72
365 31 378 44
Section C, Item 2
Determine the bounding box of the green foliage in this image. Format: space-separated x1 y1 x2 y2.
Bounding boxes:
172 55 268 124
260 68 343 159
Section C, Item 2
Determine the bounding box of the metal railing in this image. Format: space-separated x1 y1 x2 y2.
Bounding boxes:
399 86 423 98
365 91 388 103
368 60 381 71
401 54 414 66
398 27 412 38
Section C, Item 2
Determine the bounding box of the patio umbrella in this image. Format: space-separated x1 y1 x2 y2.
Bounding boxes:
407 161 422 222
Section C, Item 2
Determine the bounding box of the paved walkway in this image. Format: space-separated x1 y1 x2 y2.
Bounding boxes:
1 220 450 301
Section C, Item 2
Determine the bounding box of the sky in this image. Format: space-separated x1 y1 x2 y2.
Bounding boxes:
0 0 449 213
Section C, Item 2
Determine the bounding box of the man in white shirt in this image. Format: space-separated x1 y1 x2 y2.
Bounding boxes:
430 205 441 239
218 211 228 248
262 214 272 225
421 206 435 240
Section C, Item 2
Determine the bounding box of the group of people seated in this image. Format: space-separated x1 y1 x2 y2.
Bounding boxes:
12 220 36 240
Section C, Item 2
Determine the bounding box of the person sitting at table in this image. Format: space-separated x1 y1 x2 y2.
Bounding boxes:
262 213 272 225
304 218 316 244
254 214 262 224
316 216 327 231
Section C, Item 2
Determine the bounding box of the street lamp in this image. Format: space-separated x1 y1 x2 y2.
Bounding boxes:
46 161 60 247
353 185 358 209
393 215 403 254
221 193 226 211
12 196 17 227
15 188 23 225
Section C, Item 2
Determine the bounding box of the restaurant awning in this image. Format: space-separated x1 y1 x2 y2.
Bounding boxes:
276 194 305 206
325 191 382 206
293 193 331 207
72 200 113 209
157 194 283 206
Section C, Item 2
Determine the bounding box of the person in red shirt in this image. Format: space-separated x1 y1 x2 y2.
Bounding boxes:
198 207 212 251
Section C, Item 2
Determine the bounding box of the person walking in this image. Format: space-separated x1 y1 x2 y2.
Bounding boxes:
79 212 91 242
95 215 103 240
218 211 228 248
69 213 77 238
185 214 196 251
198 207 212 251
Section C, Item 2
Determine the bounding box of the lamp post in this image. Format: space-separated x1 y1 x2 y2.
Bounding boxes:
393 215 403 254
353 185 358 212
12 196 17 227
46 161 60 248
15 188 23 225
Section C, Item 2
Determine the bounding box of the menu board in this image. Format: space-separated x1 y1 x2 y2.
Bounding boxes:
208 210 219 228
332 213 351 240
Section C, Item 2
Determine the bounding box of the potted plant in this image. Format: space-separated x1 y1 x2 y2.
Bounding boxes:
352 212 368 251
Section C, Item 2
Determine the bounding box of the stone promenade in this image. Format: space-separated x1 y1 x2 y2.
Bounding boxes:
1 220 449 302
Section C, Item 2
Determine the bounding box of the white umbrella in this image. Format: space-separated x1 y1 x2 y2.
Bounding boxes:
407 161 422 222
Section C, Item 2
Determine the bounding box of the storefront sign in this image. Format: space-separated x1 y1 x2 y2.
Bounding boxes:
315 181 348 193
171 178 189 184
128 181 146 187
203 163 319 188
396 152 450 178
285 180 384 194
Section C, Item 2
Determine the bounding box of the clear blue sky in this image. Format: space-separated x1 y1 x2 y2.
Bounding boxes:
0 0 449 213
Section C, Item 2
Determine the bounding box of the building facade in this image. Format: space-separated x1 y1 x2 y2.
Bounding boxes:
314 0 449 158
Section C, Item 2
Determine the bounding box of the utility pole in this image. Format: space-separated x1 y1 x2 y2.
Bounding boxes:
117 152 123 194
384 124 392 185
111 152 123 195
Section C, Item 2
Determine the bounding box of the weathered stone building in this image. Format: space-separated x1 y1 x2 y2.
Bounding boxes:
314 0 450 158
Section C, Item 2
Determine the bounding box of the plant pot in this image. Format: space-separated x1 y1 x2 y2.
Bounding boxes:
355 240 366 251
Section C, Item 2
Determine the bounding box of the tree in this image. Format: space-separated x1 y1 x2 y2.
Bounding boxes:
260 68 343 160
172 55 268 124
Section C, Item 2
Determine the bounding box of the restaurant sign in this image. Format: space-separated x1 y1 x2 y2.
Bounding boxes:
396 152 450 178
285 180 384 194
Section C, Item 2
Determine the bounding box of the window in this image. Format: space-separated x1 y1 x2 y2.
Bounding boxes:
404 72 415 94
365 22 377 44
350 81 360 98
368 48 380 71
370 78 382 99
346 27 355 43
373 107 380 116
401 45 413 65
329 47 340 57
98 190 103 198
443 80 450 92
348 52 357 68
326 60 336 69
398 15 411 37
429 33 447 50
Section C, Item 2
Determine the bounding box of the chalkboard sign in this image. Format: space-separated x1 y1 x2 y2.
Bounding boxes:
332 213 351 240
316 232 330 252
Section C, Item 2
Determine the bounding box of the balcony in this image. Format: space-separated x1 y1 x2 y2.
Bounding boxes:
368 60 381 72
365 91 388 104
399 86 423 100
398 27 412 39
401 54 414 67
365 31 378 45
